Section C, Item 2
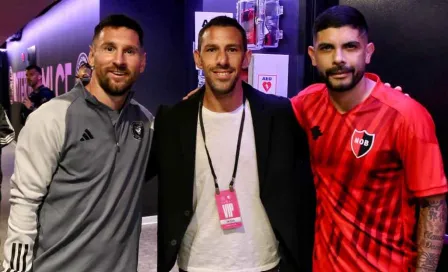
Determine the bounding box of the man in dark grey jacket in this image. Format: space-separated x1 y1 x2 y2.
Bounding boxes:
3 14 153 272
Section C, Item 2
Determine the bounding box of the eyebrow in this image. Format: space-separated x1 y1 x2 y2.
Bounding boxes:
317 41 361 48
317 42 333 49
101 42 139 51
203 43 241 49
343 41 361 47
101 41 116 47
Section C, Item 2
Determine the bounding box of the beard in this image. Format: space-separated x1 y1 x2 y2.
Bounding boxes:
96 66 136 97
204 64 238 96
320 65 364 92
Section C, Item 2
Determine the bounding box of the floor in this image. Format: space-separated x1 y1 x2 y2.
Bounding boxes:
0 143 177 272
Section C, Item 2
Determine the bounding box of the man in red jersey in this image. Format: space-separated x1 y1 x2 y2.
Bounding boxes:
291 5 447 272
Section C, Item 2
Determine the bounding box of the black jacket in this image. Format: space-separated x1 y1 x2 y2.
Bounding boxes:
150 82 315 271
21 85 55 123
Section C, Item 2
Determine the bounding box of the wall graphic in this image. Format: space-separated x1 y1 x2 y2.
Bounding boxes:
7 0 100 101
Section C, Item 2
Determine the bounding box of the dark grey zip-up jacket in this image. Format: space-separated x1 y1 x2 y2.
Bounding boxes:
3 83 154 272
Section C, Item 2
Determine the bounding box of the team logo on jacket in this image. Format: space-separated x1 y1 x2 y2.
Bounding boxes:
351 129 375 158
131 121 144 140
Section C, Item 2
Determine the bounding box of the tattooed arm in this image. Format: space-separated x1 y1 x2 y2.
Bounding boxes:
415 194 447 271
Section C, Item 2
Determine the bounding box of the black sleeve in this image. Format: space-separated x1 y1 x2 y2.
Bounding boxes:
296 153 315 270
155 104 172 272
145 106 166 182
288 102 315 272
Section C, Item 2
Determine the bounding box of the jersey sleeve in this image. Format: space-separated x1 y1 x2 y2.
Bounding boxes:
290 94 306 129
290 84 325 130
3 101 66 272
397 102 447 198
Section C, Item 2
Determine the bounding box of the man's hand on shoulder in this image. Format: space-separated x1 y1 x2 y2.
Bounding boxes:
182 88 200 101
384 82 409 96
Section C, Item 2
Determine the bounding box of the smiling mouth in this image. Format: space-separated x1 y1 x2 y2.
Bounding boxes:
213 71 233 79
109 71 129 78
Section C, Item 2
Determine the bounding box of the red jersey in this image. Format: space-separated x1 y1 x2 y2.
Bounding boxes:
291 73 447 272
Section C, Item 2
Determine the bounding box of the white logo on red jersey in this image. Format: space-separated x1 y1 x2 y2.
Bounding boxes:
351 129 375 158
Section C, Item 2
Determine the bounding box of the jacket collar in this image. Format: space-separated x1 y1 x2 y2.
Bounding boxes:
179 80 272 192
79 84 135 110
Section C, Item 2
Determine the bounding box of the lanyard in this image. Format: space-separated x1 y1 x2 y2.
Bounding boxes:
198 96 246 195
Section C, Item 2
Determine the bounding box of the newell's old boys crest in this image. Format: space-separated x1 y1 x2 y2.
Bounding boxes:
351 129 375 158
131 121 144 140
76 52 89 74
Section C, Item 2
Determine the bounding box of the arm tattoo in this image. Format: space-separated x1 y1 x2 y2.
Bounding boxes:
417 253 440 270
416 197 447 271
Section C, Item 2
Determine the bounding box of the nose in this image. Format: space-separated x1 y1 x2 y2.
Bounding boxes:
216 49 229 66
112 50 126 67
333 48 345 65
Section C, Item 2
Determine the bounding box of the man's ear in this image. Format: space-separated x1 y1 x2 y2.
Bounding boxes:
365 42 375 64
308 46 317 66
242 50 252 69
140 52 147 73
88 44 95 68
193 50 203 70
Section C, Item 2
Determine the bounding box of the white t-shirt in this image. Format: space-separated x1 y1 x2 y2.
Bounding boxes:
178 102 280 272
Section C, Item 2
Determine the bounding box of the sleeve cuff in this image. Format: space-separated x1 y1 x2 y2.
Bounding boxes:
413 183 448 198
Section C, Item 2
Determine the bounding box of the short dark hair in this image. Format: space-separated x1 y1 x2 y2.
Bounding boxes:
26 65 42 75
313 5 369 40
198 16 247 52
93 14 144 47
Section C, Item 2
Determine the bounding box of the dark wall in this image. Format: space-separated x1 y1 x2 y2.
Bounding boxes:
100 0 188 114
339 1 448 270
184 0 204 90
202 0 306 97
100 0 189 216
